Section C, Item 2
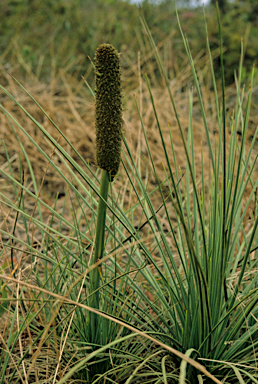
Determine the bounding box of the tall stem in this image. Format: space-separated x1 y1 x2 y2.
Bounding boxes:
89 169 110 341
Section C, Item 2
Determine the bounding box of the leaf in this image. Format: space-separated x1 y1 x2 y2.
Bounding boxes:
0 280 9 317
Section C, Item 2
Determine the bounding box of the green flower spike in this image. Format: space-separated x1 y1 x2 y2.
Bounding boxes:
95 43 123 181
88 44 122 344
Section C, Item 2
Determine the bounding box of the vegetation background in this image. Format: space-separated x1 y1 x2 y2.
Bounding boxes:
0 0 258 382
1 0 258 191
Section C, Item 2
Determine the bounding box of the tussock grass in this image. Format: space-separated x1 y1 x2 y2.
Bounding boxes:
0 4 258 384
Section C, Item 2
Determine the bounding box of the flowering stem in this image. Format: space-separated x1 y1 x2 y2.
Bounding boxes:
89 169 110 340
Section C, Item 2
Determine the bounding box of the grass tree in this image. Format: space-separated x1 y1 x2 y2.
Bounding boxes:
0 6 257 384
88 43 123 345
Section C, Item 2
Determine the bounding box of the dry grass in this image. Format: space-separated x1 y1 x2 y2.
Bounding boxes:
0 41 258 384
0 50 257 210
1 53 257 280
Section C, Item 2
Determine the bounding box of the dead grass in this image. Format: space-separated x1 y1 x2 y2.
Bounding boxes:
0 46 258 384
0 58 256 283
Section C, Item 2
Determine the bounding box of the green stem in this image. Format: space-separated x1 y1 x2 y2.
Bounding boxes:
89 169 110 341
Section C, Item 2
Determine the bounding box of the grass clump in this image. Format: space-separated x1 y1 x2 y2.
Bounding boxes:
0 5 258 384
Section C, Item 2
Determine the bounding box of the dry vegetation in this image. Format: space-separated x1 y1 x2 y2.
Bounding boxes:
0 13 258 380
1 56 257 281
0 46 257 218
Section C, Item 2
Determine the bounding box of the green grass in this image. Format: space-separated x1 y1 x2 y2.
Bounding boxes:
1 0 258 86
0 4 258 384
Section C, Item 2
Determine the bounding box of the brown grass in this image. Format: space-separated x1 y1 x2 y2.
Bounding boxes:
0 47 258 383
0 50 257 256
